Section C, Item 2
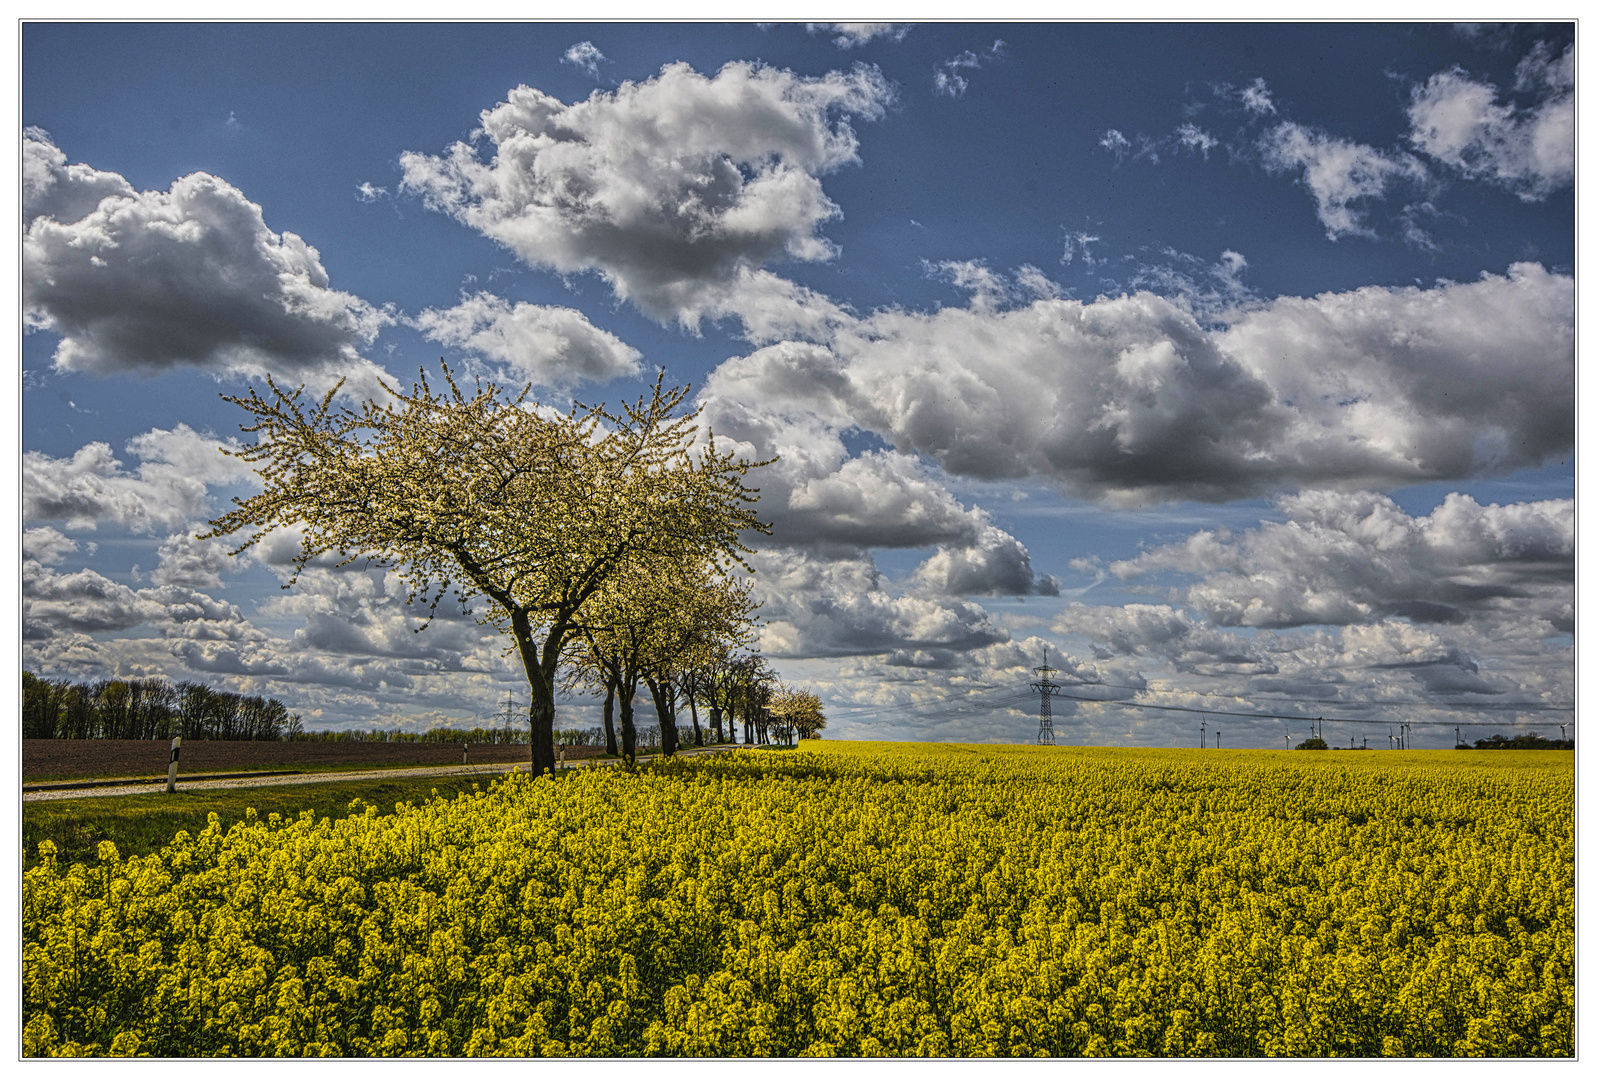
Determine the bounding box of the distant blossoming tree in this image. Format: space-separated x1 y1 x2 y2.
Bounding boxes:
768 685 827 741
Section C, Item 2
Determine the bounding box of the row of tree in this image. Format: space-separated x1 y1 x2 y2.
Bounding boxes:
21 671 301 742
202 367 823 767
25 370 829 757
562 622 823 757
1461 733 1574 750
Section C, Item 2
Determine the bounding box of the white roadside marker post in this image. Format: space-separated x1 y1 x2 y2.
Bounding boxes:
166 736 181 793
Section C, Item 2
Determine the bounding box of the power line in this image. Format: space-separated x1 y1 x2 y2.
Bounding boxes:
827 678 1570 721
1052 678 1572 712
819 673 1572 730
1049 692 1572 728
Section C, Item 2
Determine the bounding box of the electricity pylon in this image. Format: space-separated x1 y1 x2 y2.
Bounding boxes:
1031 647 1062 746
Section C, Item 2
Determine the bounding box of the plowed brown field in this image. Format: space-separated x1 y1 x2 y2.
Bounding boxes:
22 739 607 782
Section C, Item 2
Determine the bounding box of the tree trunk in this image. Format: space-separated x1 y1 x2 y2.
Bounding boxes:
509 608 557 774
526 693 556 772
687 692 704 747
603 679 618 756
647 677 679 756
618 682 638 761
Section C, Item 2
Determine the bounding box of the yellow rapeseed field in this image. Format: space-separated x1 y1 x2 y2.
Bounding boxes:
23 742 1573 1057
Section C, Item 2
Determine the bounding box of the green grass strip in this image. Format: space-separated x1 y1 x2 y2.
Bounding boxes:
22 773 509 871
23 757 538 783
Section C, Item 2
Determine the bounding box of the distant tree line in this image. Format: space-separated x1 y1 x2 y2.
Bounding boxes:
283 725 608 746
279 723 699 753
22 659 826 751
1460 733 1573 750
285 725 517 745
22 671 299 741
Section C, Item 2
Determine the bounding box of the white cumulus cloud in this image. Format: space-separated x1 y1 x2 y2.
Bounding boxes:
1112 488 1573 633
1258 121 1430 239
23 562 165 633
812 263 1568 504
1239 77 1276 115
150 526 240 590
24 424 258 534
1216 261 1574 486
398 61 894 331
23 130 391 378
561 41 605 78
23 126 134 226
22 527 80 566
808 24 912 49
751 549 1008 659
414 292 643 386
1406 42 1573 200
911 524 1061 597
699 339 1059 588
1053 602 1279 677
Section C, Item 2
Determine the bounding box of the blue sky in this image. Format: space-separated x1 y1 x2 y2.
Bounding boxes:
18 20 1576 747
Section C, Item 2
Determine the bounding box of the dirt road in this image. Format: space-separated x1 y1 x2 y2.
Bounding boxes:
23 738 598 781
22 746 747 802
